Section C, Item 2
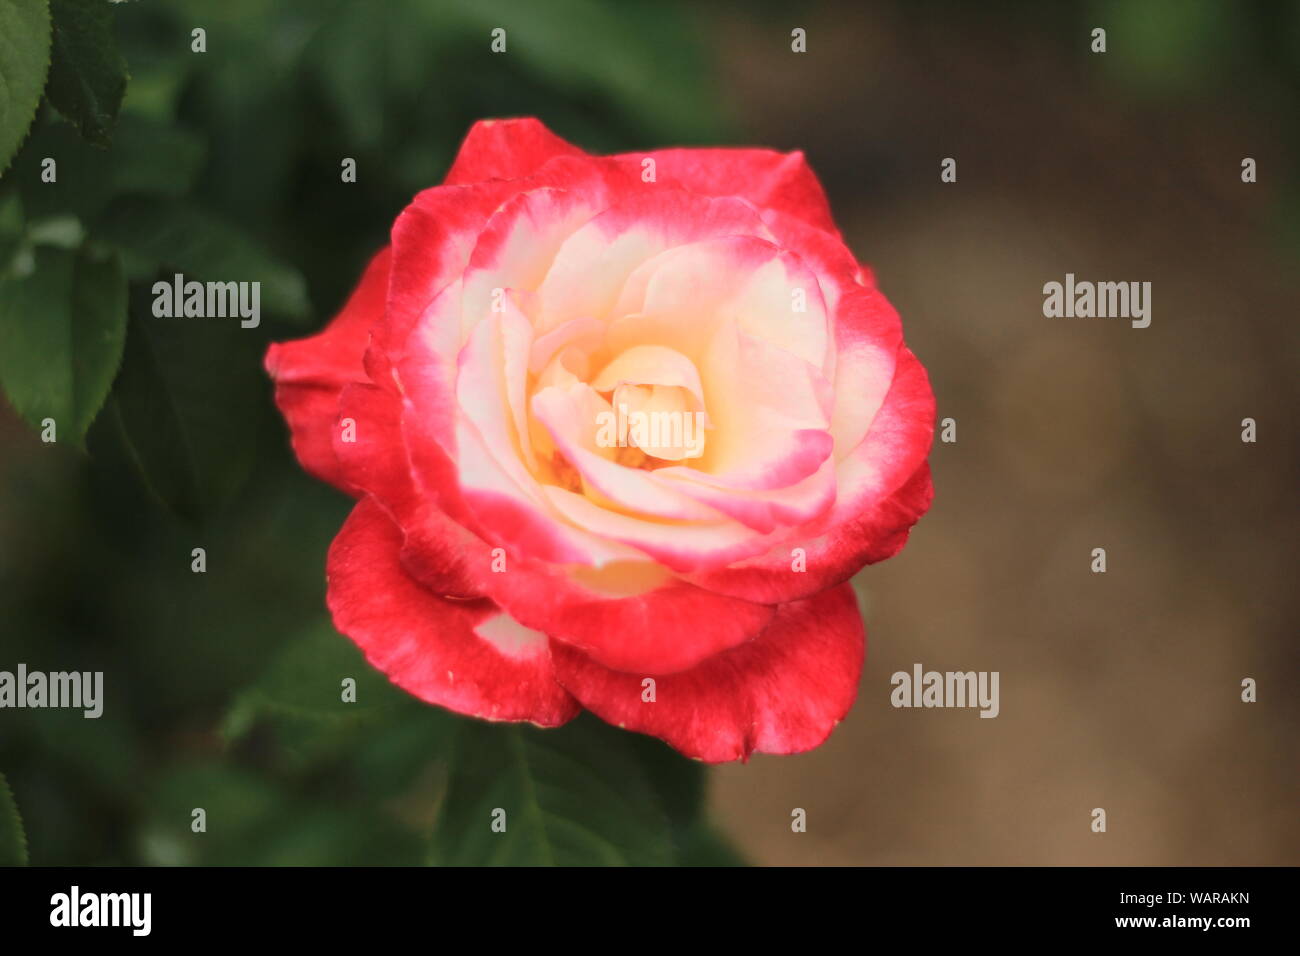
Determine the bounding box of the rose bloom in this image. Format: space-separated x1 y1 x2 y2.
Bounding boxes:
265 118 933 763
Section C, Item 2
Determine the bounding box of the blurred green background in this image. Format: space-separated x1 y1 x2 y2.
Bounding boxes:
1 0 1297 866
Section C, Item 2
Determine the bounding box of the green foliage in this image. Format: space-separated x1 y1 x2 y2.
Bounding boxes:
12 114 205 220
46 0 129 146
222 621 413 745
0 243 126 443
224 628 729 865
0 772 29 865
0 0 51 174
140 757 426 866
106 307 262 518
94 197 309 319
431 717 678 866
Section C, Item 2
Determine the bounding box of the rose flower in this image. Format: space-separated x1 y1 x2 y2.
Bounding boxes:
265 118 934 762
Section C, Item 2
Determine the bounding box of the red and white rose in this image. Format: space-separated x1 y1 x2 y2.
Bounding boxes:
265 118 934 762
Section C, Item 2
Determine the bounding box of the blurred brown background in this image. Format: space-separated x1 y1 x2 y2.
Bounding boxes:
708 2 1299 865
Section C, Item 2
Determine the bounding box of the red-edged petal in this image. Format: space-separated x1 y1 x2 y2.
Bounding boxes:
616 146 838 235
444 118 587 186
684 461 933 604
369 179 525 389
366 456 776 674
684 348 935 603
826 346 935 526
553 583 865 762
332 382 405 504
756 208 904 454
331 382 483 601
264 248 391 492
378 491 776 675
353 422 775 674
326 497 579 726
535 190 775 331
478 560 776 676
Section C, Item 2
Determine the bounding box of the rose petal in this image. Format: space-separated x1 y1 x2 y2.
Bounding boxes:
371 180 523 387
616 146 839 236
692 322 833 488
326 497 579 726
482 559 778 676
553 582 864 762
654 456 837 534
535 191 774 334
376 485 778 675
610 236 830 372
264 248 391 492
444 117 587 186
684 348 935 603
531 382 722 521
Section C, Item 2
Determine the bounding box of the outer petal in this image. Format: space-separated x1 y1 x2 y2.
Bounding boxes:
479 561 776 676
264 248 391 492
757 208 903 454
330 381 482 600
375 477 778 676
825 346 936 527
552 583 865 762
616 146 838 235
369 180 523 387
444 117 587 186
332 382 406 505
326 497 579 726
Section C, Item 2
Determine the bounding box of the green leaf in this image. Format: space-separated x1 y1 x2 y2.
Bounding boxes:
222 621 410 743
106 304 262 518
620 732 732 865
11 114 205 221
0 0 51 174
431 716 675 866
94 196 310 319
226 621 457 801
0 243 127 442
45 0 128 146
0 772 29 865
623 731 706 832
234 805 421 867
